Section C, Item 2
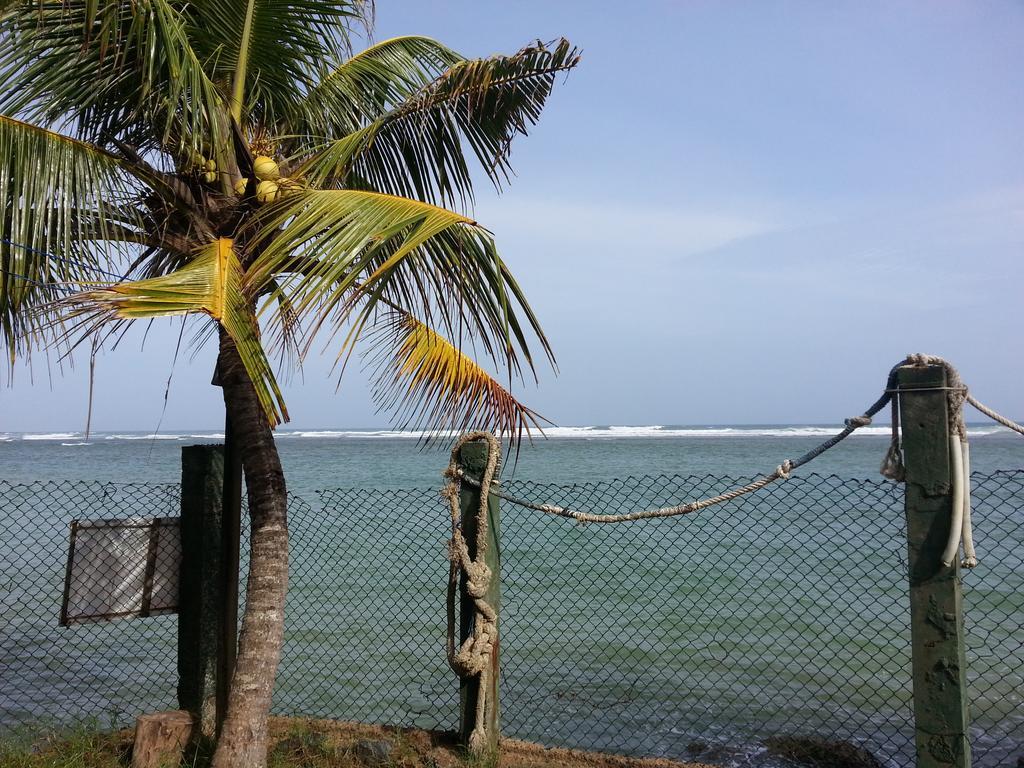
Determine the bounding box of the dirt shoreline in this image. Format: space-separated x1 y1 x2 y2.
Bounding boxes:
1 716 886 767
264 717 714 768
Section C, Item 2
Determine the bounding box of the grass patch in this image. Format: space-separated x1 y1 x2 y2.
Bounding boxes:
0 726 130 767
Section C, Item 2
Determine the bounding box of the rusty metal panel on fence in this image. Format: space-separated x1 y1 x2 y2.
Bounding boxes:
60 517 181 625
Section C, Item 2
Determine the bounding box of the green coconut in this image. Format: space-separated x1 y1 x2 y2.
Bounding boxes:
253 155 280 181
202 170 218 184
256 179 280 204
204 158 217 172
233 177 249 196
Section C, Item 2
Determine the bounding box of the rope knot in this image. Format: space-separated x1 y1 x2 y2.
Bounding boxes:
776 460 793 480
452 621 495 672
879 439 905 481
907 352 933 367
845 415 872 428
463 561 492 598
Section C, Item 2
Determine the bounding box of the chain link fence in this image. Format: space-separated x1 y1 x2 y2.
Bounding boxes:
1 471 1022 767
0 481 180 729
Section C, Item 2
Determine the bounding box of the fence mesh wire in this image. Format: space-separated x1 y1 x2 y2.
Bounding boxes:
1 471 1021 767
0 481 180 729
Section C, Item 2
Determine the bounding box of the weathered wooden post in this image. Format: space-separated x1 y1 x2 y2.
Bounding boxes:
898 362 971 768
457 441 502 755
178 444 225 738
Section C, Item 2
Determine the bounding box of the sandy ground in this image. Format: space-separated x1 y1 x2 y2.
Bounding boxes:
266 717 715 768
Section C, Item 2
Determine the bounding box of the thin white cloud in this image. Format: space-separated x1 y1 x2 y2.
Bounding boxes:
475 196 785 258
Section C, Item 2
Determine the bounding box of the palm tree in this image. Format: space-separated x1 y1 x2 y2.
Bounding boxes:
0 2 577 765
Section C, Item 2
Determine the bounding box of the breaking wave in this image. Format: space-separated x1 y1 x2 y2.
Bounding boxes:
5 424 1013 442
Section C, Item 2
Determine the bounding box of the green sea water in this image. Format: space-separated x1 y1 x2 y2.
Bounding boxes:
2 424 1022 491
1 427 1022 767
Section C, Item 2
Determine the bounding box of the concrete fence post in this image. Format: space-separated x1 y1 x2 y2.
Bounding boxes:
898 363 971 768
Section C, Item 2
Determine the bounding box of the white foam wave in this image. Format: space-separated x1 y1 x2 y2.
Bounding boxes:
10 424 1015 442
106 432 226 440
61 442 93 447
276 429 454 439
22 432 79 441
966 426 1011 437
273 425 898 439
103 433 185 441
530 425 893 438
538 425 1012 439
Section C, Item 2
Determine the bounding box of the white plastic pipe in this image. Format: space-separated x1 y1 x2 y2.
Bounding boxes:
942 434 965 568
960 439 977 568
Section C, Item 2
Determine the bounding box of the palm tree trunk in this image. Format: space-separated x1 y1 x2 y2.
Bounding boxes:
210 331 288 768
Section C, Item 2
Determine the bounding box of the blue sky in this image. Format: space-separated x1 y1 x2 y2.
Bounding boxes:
4 0 1023 431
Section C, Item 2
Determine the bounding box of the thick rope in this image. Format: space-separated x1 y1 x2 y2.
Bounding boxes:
953 376 1022 566
457 461 795 524
450 356 1020 567
880 363 906 481
944 433 967 569
453 402 892 525
966 394 1024 437
442 431 501 754
960 439 977 568
899 354 998 569
904 353 968 439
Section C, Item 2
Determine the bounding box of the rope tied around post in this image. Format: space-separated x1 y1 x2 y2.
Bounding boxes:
442 431 501 754
904 353 968 440
900 354 975 568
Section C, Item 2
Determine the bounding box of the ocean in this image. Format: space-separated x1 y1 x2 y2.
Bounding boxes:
2 423 1022 493
2 426 1022 767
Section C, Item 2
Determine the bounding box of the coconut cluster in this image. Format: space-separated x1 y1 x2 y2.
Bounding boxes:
188 153 220 184
202 159 217 184
190 150 291 205
235 155 288 204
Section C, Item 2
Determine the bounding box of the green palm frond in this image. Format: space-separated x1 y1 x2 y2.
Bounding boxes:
64 238 288 426
246 189 551 383
365 310 547 443
292 35 462 139
1 5 570 441
1 115 146 367
0 0 226 157
246 188 482 300
298 38 580 207
182 0 372 126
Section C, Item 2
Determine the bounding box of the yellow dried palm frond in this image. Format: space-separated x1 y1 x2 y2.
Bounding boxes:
65 238 288 426
366 311 547 445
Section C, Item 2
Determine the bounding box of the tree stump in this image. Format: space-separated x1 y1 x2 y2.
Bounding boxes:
131 710 194 768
